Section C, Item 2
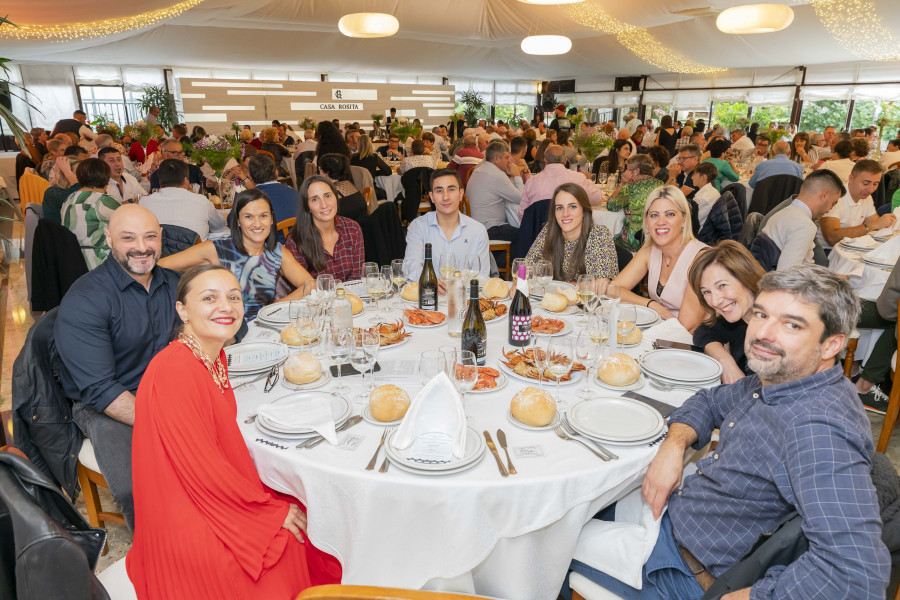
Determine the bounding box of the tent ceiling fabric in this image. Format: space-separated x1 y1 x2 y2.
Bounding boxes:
1 0 898 80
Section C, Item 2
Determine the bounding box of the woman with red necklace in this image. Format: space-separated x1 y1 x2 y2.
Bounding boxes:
127 265 341 599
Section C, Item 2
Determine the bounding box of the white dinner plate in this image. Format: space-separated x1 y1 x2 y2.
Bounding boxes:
568 397 664 442
640 369 720 388
575 428 668 447
861 256 897 268
255 392 351 435
639 349 723 383
374 334 413 350
532 280 575 300
256 303 292 325
506 409 560 431
594 374 645 392
226 342 290 374
498 360 583 386
531 318 573 337
537 304 579 316
280 369 332 391
468 367 508 394
620 304 661 329
387 453 486 477
385 426 485 472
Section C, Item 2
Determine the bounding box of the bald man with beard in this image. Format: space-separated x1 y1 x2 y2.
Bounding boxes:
55 204 183 530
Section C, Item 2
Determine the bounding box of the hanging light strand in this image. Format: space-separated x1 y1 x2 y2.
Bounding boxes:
0 0 206 41
809 0 900 61
563 1 726 74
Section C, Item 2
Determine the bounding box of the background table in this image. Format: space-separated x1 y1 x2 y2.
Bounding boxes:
376 173 403 201
236 306 696 599
592 207 625 237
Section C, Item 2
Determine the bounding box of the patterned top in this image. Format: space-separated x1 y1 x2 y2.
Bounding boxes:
61 189 121 270
525 223 618 282
283 216 364 282
212 238 282 320
606 176 663 251
668 365 890 597
398 154 436 174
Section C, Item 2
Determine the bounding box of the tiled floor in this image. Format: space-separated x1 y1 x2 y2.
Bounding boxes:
3 222 900 575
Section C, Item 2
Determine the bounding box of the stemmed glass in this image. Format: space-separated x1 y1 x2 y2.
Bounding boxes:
618 303 637 352
326 327 352 394
439 345 457 379
418 350 446 386
535 259 552 296
294 303 319 351
575 330 601 399
363 262 379 278
316 274 335 310
452 350 478 422
390 259 407 309
547 337 574 410
576 275 597 325
462 254 482 285
366 269 390 324
350 328 380 405
439 253 457 284
532 336 548 390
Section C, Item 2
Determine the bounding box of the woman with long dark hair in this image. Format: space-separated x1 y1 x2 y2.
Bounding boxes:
315 120 351 159
317 153 369 222
593 139 632 183
158 189 313 319
747 122 760 143
789 131 815 165
655 114 678 157
524 183 618 282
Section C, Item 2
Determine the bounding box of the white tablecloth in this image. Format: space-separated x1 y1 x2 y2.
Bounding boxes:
828 243 891 302
593 208 625 237
377 173 403 201
236 309 697 599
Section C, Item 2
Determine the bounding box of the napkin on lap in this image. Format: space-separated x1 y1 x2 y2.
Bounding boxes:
257 397 337 444
391 372 466 462
865 235 900 264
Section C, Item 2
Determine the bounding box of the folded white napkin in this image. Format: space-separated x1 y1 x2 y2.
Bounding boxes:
643 318 694 346
573 488 662 590
391 372 466 461
256 397 338 444
865 234 900 265
843 234 878 248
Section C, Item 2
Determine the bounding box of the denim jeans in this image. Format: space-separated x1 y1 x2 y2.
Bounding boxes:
72 402 135 531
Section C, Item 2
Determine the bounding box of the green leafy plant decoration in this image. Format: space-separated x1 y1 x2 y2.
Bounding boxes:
0 18 39 151
370 112 383 125
460 89 486 128
137 84 179 131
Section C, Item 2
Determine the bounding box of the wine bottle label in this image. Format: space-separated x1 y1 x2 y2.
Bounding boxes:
420 289 437 310
510 316 532 341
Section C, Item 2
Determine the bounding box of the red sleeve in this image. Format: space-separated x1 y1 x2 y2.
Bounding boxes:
345 219 364 281
137 350 290 580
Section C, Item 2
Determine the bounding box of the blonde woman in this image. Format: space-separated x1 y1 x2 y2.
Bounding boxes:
351 134 392 180
260 126 291 169
610 185 708 332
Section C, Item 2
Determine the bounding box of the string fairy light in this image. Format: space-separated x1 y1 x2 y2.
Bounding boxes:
808 0 900 61
0 0 206 41
563 0 726 74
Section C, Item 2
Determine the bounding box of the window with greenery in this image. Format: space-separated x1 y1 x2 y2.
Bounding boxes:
749 105 791 128
711 102 749 130
799 100 849 132
79 85 143 126
494 104 529 125
646 105 672 125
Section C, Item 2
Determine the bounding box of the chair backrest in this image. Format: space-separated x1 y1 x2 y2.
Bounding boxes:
18 172 49 212
749 231 781 271
295 150 316 186
738 212 764 249
458 163 476 188
277 217 296 240
517 198 551 258
460 193 471 217
698 191 743 245
747 174 803 216
258 149 275 162
296 585 495 600
160 224 200 257
351 165 374 193
886 169 900 209
722 182 748 219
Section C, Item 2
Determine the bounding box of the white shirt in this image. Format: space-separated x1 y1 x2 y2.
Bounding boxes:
293 138 317 157
624 117 641 135
761 198 816 270
818 158 855 183
465 161 523 230
641 132 656 147
105 172 145 204
880 150 900 171
694 183 719 229
749 154 768 169
816 191 876 249
140 186 227 241
402 211 491 282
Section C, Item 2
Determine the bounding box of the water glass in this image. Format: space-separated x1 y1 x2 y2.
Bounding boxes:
547 338 574 410
576 275 597 325
326 327 352 394
366 271 389 324
575 330 601 399
439 345 457 379
532 336 549 390
316 274 335 309
452 350 478 419
618 303 637 351
350 328 380 404
439 253 458 283
418 350 446 386
535 259 552 295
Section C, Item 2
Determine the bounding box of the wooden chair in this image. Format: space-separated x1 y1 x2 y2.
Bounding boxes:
842 331 860 378
459 193 471 217
277 217 296 240
76 439 126 555
877 297 900 453
296 585 494 600
362 186 373 205
489 240 511 279
889 161 900 171
18 171 49 212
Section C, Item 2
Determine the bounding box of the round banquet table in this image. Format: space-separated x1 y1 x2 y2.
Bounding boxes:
592 207 625 238
235 304 697 599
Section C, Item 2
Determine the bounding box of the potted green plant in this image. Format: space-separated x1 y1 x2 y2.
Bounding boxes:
137 84 179 132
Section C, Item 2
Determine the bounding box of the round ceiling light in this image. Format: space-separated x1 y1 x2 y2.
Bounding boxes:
517 0 585 4
716 4 794 34
521 35 572 55
338 13 399 38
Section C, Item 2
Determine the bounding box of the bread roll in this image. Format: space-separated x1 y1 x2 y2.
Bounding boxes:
283 352 323 384
401 282 419 302
540 292 567 312
369 384 411 422
484 278 509 300
597 353 640 387
346 293 364 315
616 323 642 345
280 323 304 346
557 286 577 305
510 386 557 427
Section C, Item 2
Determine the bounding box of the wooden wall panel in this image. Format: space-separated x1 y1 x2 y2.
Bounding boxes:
178 78 456 133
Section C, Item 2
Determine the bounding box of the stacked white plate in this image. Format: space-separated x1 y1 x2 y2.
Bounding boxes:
384 427 486 476
226 341 290 376
620 303 661 329
638 348 722 387
839 238 879 252
254 392 351 441
860 254 898 269
568 397 665 446
255 303 292 330
532 280 575 301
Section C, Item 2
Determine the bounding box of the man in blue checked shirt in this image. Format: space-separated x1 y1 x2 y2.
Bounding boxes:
572 265 890 599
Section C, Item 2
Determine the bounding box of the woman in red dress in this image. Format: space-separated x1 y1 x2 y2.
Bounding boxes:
127 265 341 599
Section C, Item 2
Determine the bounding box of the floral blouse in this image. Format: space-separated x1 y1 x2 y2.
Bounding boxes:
606 176 663 251
525 223 618 282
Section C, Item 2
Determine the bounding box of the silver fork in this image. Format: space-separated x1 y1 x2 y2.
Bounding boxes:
378 427 396 473
645 376 702 392
554 426 610 461
366 427 390 470
561 415 618 460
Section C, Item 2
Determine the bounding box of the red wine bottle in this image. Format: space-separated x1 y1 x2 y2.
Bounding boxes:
508 264 532 346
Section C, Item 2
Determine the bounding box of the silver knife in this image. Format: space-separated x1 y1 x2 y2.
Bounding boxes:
495 429 517 475
297 415 363 449
483 431 509 477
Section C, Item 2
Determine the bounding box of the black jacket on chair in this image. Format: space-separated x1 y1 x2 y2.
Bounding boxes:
361 201 406 266
11 308 81 499
749 232 781 271
30 219 88 312
722 182 748 219
400 167 433 223
747 174 803 216
160 223 199 256
698 191 743 245
518 199 551 258
0 451 108 600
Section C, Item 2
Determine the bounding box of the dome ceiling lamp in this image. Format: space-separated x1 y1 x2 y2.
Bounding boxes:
716 4 794 34
521 34 573 55
338 13 399 38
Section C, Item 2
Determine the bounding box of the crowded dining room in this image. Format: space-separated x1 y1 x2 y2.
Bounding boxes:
3 0 900 598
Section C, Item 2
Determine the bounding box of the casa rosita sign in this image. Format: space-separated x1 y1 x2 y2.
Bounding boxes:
290 102 364 111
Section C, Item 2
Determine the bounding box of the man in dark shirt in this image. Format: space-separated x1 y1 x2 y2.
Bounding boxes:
570 265 890 599
666 143 702 200
149 138 216 193
548 104 572 137
55 204 181 530
247 155 298 241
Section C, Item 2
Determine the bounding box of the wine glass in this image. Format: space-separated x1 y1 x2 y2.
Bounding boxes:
439 253 457 284
316 274 335 310
463 254 482 285
618 302 637 352
576 275 597 325
575 330 601 399
366 270 388 324
350 328 379 405
363 262 379 278
535 259 552 296
439 345 457 379
390 259 407 308
294 303 319 350
546 337 574 410
452 350 478 421
326 327 352 394
511 258 532 286
532 336 548 390
418 350 445 386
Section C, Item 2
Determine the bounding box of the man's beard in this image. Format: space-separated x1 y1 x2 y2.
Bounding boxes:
113 248 160 275
745 337 821 385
